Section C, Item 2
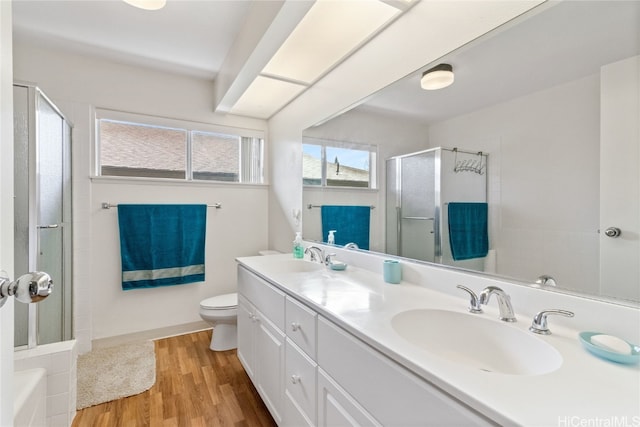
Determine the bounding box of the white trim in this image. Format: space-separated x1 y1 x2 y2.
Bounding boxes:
90 322 211 351
91 175 269 188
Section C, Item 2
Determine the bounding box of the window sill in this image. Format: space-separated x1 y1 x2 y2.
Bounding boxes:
90 175 269 189
303 185 378 193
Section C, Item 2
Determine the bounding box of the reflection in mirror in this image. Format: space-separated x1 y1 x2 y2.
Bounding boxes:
302 1 640 304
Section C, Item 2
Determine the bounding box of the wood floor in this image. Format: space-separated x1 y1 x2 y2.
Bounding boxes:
72 330 276 427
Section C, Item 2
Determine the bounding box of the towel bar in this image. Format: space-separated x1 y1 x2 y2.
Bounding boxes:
307 204 375 210
102 202 222 209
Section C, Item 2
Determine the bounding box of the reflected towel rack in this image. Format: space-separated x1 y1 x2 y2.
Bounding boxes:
102 202 222 210
307 204 375 210
452 147 486 175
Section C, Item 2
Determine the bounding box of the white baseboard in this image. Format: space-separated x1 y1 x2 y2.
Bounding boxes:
91 321 211 350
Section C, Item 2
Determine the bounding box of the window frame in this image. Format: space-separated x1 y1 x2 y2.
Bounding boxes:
94 109 265 184
302 137 377 189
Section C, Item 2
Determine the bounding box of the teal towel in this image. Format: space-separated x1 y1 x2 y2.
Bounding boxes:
321 205 370 250
117 204 206 290
447 202 488 261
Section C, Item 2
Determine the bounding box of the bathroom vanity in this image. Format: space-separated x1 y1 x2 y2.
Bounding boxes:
236 251 640 426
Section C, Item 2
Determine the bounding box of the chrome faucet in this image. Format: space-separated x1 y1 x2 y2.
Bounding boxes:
529 309 574 335
324 253 338 266
456 285 483 314
304 246 325 264
478 286 517 322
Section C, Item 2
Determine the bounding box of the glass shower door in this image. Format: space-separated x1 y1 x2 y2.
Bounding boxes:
399 151 438 262
36 92 69 345
13 86 72 347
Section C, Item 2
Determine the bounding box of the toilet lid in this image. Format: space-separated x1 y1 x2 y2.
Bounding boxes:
200 293 237 309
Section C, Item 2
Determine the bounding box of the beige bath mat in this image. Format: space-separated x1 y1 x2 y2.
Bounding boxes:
76 340 156 409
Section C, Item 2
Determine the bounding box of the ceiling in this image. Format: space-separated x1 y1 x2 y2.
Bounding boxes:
12 0 251 79
357 0 640 125
11 0 414 119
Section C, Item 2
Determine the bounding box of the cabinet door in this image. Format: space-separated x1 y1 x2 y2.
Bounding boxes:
256 312 285 425
285 338 317 425
317 368 381 427
237 295 256 380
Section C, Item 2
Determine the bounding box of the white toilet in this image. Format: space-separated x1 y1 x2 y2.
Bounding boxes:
199 293 238 351
200 250 281 351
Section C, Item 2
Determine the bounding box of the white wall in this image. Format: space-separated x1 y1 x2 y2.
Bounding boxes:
91 181 267 340
302 108 429 252
13 42 269 349
600 55 640 302
268 0 544 253
428 74 601 294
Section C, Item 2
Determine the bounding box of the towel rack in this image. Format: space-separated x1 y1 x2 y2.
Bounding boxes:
307 204 375 210
452 147 486 175
102 202 222 210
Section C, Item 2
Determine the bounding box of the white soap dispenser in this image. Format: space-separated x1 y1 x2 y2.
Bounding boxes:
327 230 336 245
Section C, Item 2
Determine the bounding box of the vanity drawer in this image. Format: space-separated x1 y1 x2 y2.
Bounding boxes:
286 296 317 358
238 266 285 330
285 338 317 424
317 317 495 426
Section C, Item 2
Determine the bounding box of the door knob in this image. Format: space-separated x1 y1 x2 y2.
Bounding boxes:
604 227 621 238
0 271 53 308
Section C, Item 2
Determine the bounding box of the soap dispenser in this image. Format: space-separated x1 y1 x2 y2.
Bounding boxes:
327 230 336 245
293 232 304 259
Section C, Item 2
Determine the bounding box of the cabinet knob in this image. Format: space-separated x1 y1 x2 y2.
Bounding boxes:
604 227 621 238
291 322 300 332
291 374 301 384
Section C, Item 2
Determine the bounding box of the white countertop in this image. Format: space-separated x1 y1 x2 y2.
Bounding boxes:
237 254 640 426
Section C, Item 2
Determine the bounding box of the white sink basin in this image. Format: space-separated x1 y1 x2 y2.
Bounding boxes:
391 309 562 375
268 259 325 273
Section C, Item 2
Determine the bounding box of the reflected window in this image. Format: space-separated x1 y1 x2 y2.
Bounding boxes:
303 138 376 188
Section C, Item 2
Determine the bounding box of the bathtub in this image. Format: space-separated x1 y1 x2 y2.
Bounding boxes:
14 368 47 427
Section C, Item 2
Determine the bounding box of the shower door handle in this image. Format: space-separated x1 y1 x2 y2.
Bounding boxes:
402 217 435 221
37 224 60 229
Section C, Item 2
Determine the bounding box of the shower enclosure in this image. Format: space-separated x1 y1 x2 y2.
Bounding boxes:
13 84 73 348
386 147 487 269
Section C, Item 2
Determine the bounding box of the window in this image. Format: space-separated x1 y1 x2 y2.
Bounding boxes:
97 110 264 183
302 138 376 188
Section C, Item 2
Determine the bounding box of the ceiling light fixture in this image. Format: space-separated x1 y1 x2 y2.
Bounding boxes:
122 0 166 11
421 63 454 90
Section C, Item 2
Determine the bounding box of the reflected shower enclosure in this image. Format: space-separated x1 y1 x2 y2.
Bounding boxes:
13 84 73 347
386 147 487 270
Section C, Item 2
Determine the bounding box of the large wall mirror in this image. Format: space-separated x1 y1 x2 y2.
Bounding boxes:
302 1 640 304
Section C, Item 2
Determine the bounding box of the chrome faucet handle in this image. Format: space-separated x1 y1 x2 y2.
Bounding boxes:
535 275 557 287
456 285 483 313
304 246 324 263
324 253 337 266
529 309 574 335
479 286 517 322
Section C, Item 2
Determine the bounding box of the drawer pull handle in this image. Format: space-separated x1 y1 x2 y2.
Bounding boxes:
291 322 300 331
291 374 301 384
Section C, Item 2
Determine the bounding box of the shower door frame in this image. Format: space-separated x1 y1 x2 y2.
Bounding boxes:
387 147 443 263
14 83 73 348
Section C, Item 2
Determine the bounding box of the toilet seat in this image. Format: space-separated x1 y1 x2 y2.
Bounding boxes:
200 293 237 310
